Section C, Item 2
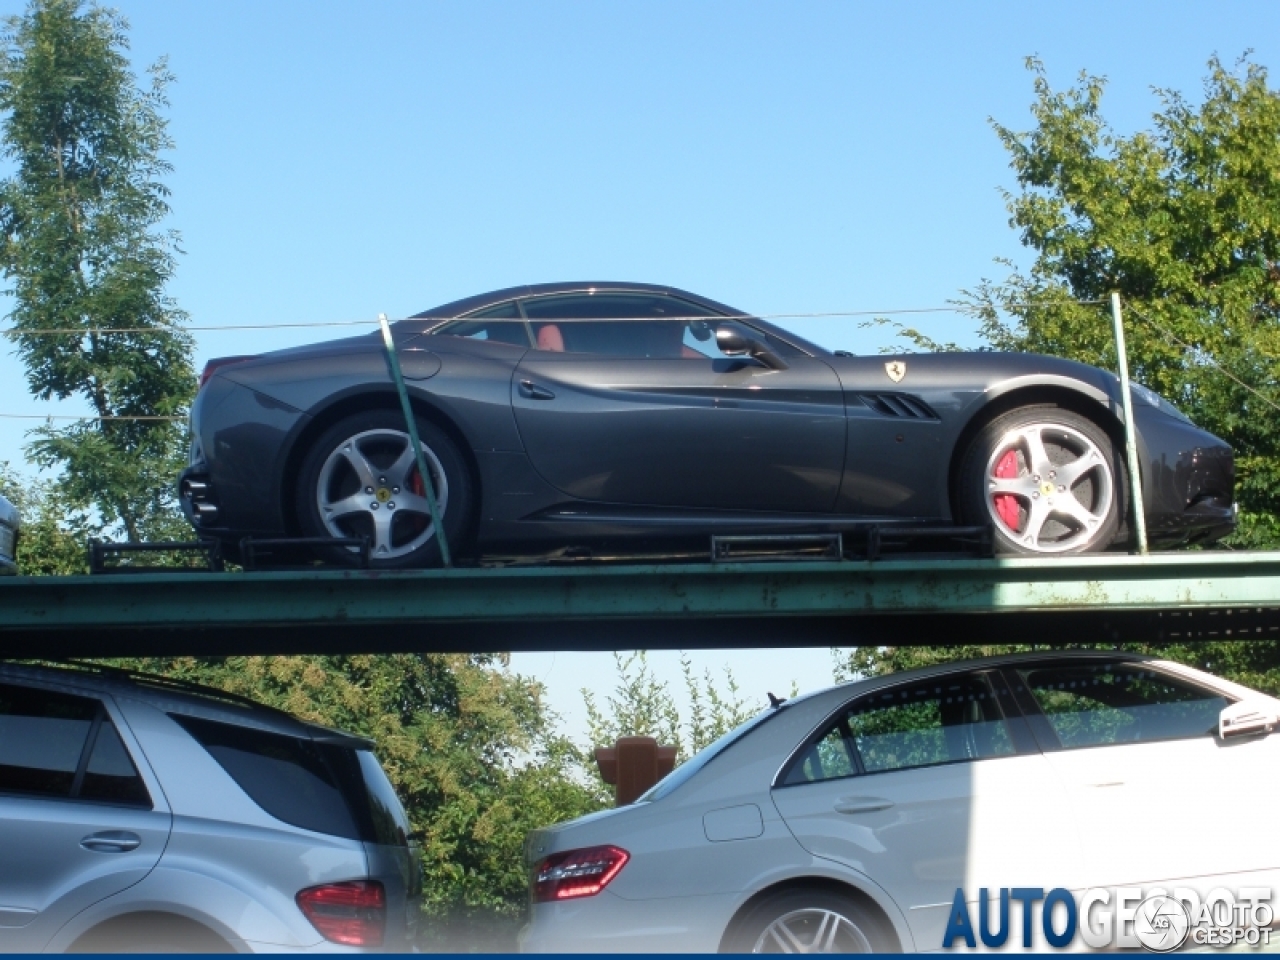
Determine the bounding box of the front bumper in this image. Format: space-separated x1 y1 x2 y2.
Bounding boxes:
1135 406 1236 546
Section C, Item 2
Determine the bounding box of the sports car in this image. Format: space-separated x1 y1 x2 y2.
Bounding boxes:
179 282 1234 566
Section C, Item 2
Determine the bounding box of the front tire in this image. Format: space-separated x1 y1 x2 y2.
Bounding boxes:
723 889 895 954
295 409 473 568
958 405 1123 556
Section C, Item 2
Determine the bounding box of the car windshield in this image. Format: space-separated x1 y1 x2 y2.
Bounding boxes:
636 705 783 803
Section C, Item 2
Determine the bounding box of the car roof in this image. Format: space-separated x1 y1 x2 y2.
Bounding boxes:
408 281 749 321
406 281 832 357
793 648 1157 706
0 660 372 748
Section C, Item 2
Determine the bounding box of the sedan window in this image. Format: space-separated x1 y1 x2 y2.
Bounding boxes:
781 673 1014 785
1015 662 1227 749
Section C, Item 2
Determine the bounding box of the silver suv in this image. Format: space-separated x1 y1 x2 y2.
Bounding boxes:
0 661 422 952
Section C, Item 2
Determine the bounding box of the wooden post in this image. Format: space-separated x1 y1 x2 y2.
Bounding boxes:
594 736 678 806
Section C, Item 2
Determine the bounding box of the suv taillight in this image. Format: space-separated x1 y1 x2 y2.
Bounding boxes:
533 845 629 902
296 880 385 946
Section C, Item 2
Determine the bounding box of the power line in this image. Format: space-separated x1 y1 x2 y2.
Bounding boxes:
0 413 185 421
1125 304 1280 416
0 299 1112 336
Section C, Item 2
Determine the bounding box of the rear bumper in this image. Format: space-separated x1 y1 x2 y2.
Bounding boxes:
519 890 737 953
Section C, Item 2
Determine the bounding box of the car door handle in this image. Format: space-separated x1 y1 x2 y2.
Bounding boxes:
833 796 894 815
80 831 142 853
518 380 555 401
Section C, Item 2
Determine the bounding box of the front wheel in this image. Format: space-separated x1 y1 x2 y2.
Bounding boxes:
957 406 1124 556
295 409 473 568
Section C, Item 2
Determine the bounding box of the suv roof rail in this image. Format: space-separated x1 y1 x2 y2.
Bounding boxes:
3 657 300 720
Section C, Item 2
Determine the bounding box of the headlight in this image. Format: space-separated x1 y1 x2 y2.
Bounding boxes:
1131 383 1193 424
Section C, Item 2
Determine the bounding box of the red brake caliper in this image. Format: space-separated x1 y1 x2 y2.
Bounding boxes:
993 450 1020 530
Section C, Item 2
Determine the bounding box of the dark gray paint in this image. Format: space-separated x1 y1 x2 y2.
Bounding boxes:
180 281 1235 557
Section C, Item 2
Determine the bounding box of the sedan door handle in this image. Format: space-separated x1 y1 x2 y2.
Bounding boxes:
833 796 894 815
518 380 555 401
80 831 142 853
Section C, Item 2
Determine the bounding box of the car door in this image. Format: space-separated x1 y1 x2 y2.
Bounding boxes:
511 292 847 513
1006 659 1280 892
0 681 171 952
770 670 1083 951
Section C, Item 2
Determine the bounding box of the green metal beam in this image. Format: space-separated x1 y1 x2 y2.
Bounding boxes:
1 553 1279 657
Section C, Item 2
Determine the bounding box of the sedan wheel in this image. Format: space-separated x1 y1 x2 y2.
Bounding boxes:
959 407 1123 556
724 890 892 954
753 908 873 954
296 410 472 567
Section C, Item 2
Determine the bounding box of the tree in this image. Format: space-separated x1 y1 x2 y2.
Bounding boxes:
0 459 93 573
582 651 769 766
0 0 193 542
965 55 1280 547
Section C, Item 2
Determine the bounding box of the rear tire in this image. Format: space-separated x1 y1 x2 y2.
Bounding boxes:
295 409 473 568
958 405 1123 556
723 888 896 954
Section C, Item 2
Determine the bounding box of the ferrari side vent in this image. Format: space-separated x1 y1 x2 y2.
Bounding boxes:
856 393 938 420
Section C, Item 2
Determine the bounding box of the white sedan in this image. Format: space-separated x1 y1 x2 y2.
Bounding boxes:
520 651 1280 953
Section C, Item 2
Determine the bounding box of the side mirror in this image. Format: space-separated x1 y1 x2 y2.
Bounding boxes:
714 324 788 370
1218 699 1280 739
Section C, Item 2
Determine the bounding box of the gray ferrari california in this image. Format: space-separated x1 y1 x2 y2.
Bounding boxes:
179 282 1234 567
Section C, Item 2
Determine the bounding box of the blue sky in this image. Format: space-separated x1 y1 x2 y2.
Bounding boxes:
2 1 1278 737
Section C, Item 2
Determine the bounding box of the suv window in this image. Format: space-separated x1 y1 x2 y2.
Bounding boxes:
0 683 150 806
781 673 1015 785
174 715 410 846
1016 661 1227 749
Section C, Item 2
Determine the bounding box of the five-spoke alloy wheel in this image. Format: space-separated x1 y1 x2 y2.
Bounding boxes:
959 406 1123 556
296 410 472 568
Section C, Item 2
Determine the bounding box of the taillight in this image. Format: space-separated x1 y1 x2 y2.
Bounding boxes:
296 880 386 946
199 355 258 389
533 845 629 902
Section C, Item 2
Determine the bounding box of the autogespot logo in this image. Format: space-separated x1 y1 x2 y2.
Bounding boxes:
943 886 1274 951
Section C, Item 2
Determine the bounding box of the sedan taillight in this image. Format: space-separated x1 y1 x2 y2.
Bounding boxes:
296 880 385 946
533 845 629 902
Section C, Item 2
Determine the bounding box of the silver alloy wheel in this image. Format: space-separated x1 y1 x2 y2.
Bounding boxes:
984 422 1115 554
314 428 448 560
752 908 873 954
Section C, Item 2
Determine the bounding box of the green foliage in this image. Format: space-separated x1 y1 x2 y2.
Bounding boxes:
0 459 92 573
582 651 767 769
0 0 193 541
964 55 1280 547
104 654 604 943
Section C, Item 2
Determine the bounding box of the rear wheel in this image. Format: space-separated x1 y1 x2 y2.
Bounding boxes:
724 889 895 954
958 406 1123 556
295 409 473 568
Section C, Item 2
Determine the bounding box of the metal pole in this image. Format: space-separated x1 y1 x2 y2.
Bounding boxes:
379 313 452 567
1110 292 1149 556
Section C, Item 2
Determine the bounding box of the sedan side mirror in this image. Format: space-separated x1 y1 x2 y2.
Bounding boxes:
714 324 788 370
1219 699 1280 739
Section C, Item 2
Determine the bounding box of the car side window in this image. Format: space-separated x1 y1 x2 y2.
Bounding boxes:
435 301 531 346
0 682 150 806
1016 662 1228 749
780 673 1015 785
521 293 718 358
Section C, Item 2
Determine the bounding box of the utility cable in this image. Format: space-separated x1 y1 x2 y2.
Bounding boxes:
1125 304 1280 417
